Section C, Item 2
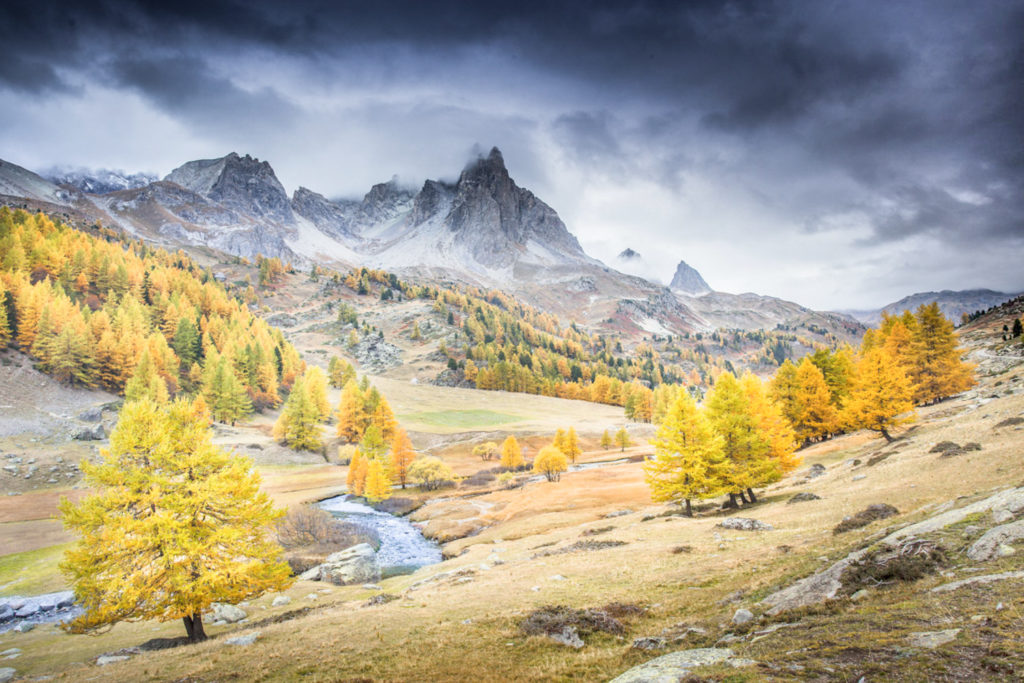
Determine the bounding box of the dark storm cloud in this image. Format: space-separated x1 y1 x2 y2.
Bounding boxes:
0 0 1021 306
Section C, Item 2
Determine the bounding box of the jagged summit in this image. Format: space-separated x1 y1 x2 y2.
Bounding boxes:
618 248 641 260
44 167 157 195
669 260 712 295
165 152 293 223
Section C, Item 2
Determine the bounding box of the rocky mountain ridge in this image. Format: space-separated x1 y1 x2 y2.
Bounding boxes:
43 167 157 195
0 152 863 340
845 289 1022 326
669 260 711 296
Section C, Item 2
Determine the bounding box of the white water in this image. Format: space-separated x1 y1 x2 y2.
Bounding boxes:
318 496 442 575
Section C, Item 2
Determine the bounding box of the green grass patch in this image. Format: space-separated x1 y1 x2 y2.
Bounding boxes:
400 409 523 429
0 543 71 597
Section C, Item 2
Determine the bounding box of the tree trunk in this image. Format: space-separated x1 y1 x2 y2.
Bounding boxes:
880 427 894 442
739 490 750 504
183 613 207 643
726 492 739 508
684 499 693 517
746 488 758 503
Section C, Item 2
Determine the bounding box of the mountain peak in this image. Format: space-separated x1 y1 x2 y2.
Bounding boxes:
618 248 641 260
165 152 292 223
670 260 712 295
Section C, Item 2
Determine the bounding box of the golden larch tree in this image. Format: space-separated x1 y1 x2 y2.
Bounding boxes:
533 445 568 482
565 427 582 463
389 428 416 489
59 399 291 643
500 435 523 469
363 460 393 502
643 392 727 517
844 348 916 442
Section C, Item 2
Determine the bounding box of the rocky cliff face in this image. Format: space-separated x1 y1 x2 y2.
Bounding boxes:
166 152 293 224
669 260 712 295
44 168 157 195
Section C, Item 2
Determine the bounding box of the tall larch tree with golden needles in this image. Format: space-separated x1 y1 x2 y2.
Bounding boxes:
59 399 292 643
336 379 367 443
389 428 416 489
363 459 393 502
565 427 582 464
644 392 727 517
500 435 523 469
909 302 975 404
741 373 800 474
273 376 324 452
793 358 840 444
844 348 916 442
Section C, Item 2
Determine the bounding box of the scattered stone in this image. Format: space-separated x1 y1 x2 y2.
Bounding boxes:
851 589 870 602
363 593 398 607
271 596 291 607
14 605 39 618
362 584 383 591
967 520 1024 561
304 593 319 601
609 648 751 683
632 636 667 651
718 518 773 531
311 544 381 586
731 609 754 625
0 668 16 683
73 424 106 441
548 626 584 649
210 603 247 624
78 406 104 422
225 631 261 646
12 623 33 633
852 474 866 481
0 650 20 659
907 629 960 649
96 655 130 666
603 509 633 519
788 492 821 504
549 574 566 582
807 463 827 478
931 570 1024 593
833 503 899 534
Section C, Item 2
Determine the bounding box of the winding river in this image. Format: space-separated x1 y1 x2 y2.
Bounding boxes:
318 496 442 576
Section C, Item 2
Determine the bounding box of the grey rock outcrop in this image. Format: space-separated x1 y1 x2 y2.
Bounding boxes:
209 603 247 624
967 519 1024 561
166 153 293 224
305 544 381 586
610 648 753 682
669 260 712 295
718 518 773 531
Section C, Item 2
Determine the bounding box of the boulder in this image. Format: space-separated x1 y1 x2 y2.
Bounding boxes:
718 518 773 531
210 603 247 624
74 424 106 441
609 648 750 683
547 626 584 649
77 406 104 423
0 606 13 623
932 570 1024 594
731 609 754 625
0 667 16 683
907 629 960 649
96 655 130 666
788 493 821 504
631 637 667 651
967 520 1024 561
225 631 261 646
806 463 827 478
316 544 381 586
271 596 291 607
14 604 38 618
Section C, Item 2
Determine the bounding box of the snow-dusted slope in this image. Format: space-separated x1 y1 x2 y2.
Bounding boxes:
0 159 73 205
43 168 157 195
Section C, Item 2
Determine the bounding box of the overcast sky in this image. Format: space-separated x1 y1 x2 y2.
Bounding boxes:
1 0 1021 309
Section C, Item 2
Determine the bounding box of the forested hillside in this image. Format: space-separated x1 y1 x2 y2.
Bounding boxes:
0 208 305 422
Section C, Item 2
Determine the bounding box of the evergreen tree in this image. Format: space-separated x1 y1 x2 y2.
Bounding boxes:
359 424 388 461
59 399 291 643
844 348 916 442
125 350 169 404
643 392 727 516
303 366 331 421
1013 318 1022 338
500 435 523 469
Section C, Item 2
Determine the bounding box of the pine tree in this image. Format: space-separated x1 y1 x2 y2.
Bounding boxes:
59 399 291 642
204 357 251 425
844 348 916 442
273 377 323 451
615 427 632 452
704 372 778 505
389 428 416 489
533 445 568 482
363 460 392 502
643 392 727 516
336 379 367 442
600 429 613 450
500 435 523 469
565 427 582 463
